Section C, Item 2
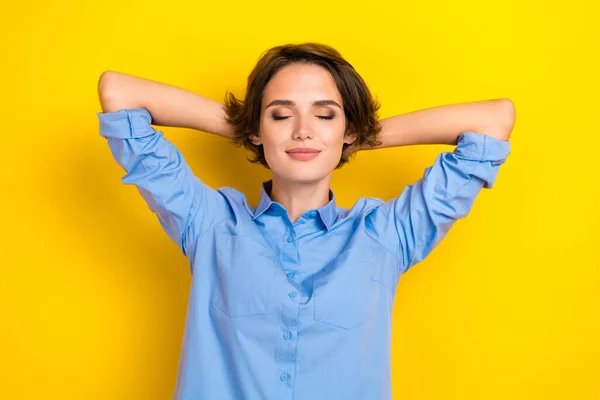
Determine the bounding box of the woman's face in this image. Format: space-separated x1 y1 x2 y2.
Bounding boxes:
250 63 356 185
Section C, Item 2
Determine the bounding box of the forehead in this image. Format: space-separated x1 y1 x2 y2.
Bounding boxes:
262 63 342 107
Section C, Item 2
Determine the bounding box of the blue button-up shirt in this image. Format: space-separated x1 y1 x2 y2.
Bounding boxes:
97 108 511 400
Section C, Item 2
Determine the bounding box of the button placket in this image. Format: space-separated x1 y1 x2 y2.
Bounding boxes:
278 229 299 388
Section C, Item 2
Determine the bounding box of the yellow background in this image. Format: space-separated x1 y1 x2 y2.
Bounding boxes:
1 0 599 398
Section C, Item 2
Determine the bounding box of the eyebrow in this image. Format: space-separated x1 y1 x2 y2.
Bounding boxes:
265 99 342 109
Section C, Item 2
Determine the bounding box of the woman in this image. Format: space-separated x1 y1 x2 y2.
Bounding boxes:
96 42 514 400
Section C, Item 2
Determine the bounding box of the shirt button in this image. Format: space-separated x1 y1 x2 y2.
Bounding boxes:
286 271 295 278
286 235 294 243
280 372 289 382
288 291 297 298
309 211 317 217
283 331 292 340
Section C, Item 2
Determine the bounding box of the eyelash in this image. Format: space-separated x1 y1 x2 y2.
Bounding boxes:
272 115 334 121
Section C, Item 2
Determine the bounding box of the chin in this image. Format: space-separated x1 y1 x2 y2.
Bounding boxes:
267 155 338 184
283 173 327 185
272 168 331 185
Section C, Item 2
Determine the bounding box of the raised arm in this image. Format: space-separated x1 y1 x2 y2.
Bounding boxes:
98 70 233 138
96 71 232 261
366 99 515 278
362 98 515 148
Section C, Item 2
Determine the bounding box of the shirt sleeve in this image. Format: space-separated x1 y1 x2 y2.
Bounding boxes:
372 131 511 276
96 107 226 258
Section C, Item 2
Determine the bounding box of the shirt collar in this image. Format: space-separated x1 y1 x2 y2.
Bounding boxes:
250 180 337 230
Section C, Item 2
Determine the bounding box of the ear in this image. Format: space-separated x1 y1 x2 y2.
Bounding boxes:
249 132 262 146
343 122 358 145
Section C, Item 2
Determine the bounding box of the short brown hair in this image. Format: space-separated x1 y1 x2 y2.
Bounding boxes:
223 42 382 169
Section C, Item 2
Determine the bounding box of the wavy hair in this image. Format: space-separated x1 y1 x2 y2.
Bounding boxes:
224 42 382 169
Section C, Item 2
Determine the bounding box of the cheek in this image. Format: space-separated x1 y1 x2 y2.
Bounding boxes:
261 138 284 166
261 135 281 154
325 130 348 149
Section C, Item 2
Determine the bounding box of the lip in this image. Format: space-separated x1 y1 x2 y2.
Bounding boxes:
286 148 320 153
286 148 321 161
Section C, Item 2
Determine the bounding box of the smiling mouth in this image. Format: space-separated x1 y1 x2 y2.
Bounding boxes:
286 151 321 161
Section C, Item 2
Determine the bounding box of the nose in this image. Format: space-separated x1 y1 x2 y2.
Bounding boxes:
292 115 313 140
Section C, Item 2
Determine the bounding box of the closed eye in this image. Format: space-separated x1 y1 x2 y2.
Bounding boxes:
272 116 334 121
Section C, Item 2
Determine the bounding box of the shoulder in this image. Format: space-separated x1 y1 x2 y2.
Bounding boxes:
216 186 253 209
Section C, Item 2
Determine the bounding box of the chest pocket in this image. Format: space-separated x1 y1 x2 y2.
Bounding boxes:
312 246 392 330
211 234 277 318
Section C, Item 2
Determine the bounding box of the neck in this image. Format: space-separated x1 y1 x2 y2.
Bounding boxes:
269 175 332 223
